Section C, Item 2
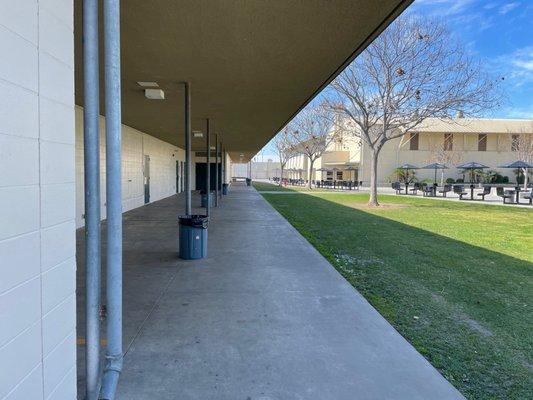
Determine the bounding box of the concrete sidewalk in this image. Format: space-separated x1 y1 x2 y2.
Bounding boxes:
77 183 464 399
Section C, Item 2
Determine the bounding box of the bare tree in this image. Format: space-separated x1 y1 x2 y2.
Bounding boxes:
272 127 296 186
508 130 533 188
289 104 338 189
426 137 464 185
328 16 501 206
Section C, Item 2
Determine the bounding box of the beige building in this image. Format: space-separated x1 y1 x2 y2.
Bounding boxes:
285 118 533 185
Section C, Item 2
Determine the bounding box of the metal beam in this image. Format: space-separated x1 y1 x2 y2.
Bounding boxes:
205 118 210 216
82 0 101 398
184 82 192 215
215 134 219 207
222 146 226 186
219 141 223 198
100 0 123 398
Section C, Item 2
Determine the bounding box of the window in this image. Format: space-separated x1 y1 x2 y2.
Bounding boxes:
511 134 520 151
444 133 453 151
326 171 333 181
336 171 343 180
409 132 419 150
478 134 487 151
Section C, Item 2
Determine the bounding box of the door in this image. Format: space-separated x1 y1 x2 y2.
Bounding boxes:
144 155 150 204
194 163 221 192
176 160 180 193
180 161 184 192
195 163 207 192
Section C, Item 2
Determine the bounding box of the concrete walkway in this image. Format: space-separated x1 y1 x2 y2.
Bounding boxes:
76 183 464 399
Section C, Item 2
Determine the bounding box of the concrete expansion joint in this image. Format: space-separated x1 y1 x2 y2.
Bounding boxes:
104 353 123 372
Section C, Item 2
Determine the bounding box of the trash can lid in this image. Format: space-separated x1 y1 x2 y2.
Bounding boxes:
178 214 209 228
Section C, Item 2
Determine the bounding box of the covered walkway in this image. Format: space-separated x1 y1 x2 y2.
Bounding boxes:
76 183 462 399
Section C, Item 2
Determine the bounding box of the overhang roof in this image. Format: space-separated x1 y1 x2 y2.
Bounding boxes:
74 0 412 161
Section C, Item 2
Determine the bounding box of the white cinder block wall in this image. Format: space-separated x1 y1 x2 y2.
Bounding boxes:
75 107 185 228
0 1 77 400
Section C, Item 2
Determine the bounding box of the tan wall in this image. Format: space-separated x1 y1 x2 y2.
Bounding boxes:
285 131 529 184
359 132 530 184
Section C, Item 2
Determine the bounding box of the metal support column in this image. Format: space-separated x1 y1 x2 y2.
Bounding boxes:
83 0 101 398
215 134 219 207
184 82 192 215
224 148 227 185
100 0 122 398
219 142 223 199
205 118 210 215
222 147 226 191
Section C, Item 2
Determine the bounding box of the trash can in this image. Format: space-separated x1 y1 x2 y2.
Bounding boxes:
246 178 251 186
222 183 228 195
200 191 214 207
178 215 208 260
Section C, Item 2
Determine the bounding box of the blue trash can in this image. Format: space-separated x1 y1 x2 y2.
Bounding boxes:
200 191 214 207
222 183 228 195
178 215 208 260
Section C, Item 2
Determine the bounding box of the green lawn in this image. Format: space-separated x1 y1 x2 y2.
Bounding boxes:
254 182 533 400
252 181 311 191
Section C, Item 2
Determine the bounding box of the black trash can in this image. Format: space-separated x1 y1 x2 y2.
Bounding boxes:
200 191 214 207
178 215 208 260
222 183 229 195
246 178 251 186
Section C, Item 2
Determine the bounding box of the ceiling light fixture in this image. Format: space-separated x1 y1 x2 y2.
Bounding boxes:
193 131 203 138
144 88 165 100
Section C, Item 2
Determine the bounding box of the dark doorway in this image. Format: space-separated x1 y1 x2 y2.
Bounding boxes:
144 155 150 203
195 162 221 192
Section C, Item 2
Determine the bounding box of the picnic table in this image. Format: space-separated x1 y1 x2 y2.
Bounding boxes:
506 186 523 203
468 184 475 200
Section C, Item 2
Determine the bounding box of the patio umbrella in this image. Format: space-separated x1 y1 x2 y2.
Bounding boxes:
498 160 533 187
398 163 419 170
498 160 533 169
422 163 448 185
456 162 489 183
397 163 419 184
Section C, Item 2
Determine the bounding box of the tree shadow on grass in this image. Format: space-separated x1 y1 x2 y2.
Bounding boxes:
261 191 533 400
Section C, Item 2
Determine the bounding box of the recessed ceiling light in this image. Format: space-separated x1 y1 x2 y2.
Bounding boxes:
137 81 159 87
210 146 216 150
193 131 203 138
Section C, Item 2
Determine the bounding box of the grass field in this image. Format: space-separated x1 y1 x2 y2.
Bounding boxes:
254 181 533 399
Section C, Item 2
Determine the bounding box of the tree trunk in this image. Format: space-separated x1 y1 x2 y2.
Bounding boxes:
279 166 284 186
308 158 314 189
523 168 528 190
368 148 381 206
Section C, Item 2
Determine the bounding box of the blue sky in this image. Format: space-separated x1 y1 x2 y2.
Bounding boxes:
257 0 532 159
409 0 533 119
